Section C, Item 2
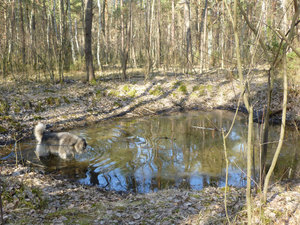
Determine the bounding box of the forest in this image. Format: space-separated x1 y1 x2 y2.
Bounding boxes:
0 0 300 224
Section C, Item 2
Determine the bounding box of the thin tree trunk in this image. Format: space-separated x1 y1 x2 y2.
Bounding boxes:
97 0 102 69
263 0 299 203
74 18 80 55
225 0 253 223
85 0 95 82
171 0 175 61
130 4 137 68
31 0 37 70
200 0 208 73
120 0 126 80
263 50 288 203
59 0 66 82
156 0 161 68
52 0 58 40
184 0 192 73
221 1 225 68
19 0 26 65
145 0 155 80
67 0 76 63
81 0 85 57
234 0 252 219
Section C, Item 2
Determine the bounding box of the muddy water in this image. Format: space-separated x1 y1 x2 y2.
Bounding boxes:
15 111 300 193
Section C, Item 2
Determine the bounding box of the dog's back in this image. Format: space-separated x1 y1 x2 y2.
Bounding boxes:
34 123 87 159
34 123 46 143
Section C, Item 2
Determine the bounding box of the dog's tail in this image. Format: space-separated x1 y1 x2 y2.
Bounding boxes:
34 123 46 142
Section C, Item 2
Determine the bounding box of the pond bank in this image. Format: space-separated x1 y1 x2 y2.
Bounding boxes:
1 70 300 224
1 162 300 224
0 70 299 146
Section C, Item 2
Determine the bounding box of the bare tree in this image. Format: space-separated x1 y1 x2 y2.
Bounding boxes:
19 0 26 65
184 0 192 73
96 0 102 70
85 0 95 82
199 0 208 73
224 0 254 223
67 0 76 63
262 0 299 203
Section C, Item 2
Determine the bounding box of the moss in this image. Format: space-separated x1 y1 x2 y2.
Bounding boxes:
44 89 55 93
46 97 60 106
62 96 70 104
192 84 213 96
12 100 21 113
23 101 33 110
287 48 300 83
46 208 93 224
108 90 120 97
3 183 47 210
89 79 98 86
0 126 7 134
114 101 122 107
34 101 45 113
123 84 130 92
189 193 201 199
0 115 14 122
127 89 137 98
177 83 187 94
0 98 10 115
172 81 182 89
150 86 163 96
94 89 103 99
33 115 43 120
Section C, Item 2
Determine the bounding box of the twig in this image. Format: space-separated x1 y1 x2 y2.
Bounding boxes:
0 184 3 225
222 129 231 225
232 160 259 187
25 160 46 168
192 126 217 131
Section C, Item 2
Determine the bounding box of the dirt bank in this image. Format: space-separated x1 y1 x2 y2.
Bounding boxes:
1 70 300 224
1 70 299 146
1 162 300 224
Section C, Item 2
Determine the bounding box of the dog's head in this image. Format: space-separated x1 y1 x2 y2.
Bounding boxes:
74 138 87 153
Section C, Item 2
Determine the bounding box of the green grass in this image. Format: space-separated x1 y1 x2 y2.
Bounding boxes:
149 86 163 96
177 83 187 94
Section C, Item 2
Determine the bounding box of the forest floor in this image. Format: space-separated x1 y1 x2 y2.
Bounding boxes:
1 68 300 224
1 161 300 224
0 68 299 145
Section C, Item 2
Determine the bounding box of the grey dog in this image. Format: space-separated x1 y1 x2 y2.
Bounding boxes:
34 123 87 160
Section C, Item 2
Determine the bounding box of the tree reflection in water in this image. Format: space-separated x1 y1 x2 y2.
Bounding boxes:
20 110 300 193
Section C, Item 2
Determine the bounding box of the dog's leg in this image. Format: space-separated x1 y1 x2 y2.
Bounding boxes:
58 146 68 159
35 144 48 158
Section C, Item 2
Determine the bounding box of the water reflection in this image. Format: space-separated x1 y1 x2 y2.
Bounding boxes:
16 110 300 193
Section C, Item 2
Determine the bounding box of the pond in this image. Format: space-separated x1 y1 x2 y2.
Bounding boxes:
9 110 300 193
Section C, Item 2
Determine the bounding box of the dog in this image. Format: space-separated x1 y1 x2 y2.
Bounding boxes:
34 123 87 160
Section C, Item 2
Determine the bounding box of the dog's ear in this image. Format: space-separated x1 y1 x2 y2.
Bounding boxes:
75 138 87 153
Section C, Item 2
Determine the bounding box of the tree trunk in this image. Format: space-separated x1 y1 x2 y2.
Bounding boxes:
225 0 253 223
156 0 161 68
200 0 208 73
74 18 80 55
120 0 132 81
184 0 192 73
171 0 175 61
67 0 76 63
147 0 155 79
19 0 26 65
85 0 95 82
263 0 299 203
97 0 102 70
